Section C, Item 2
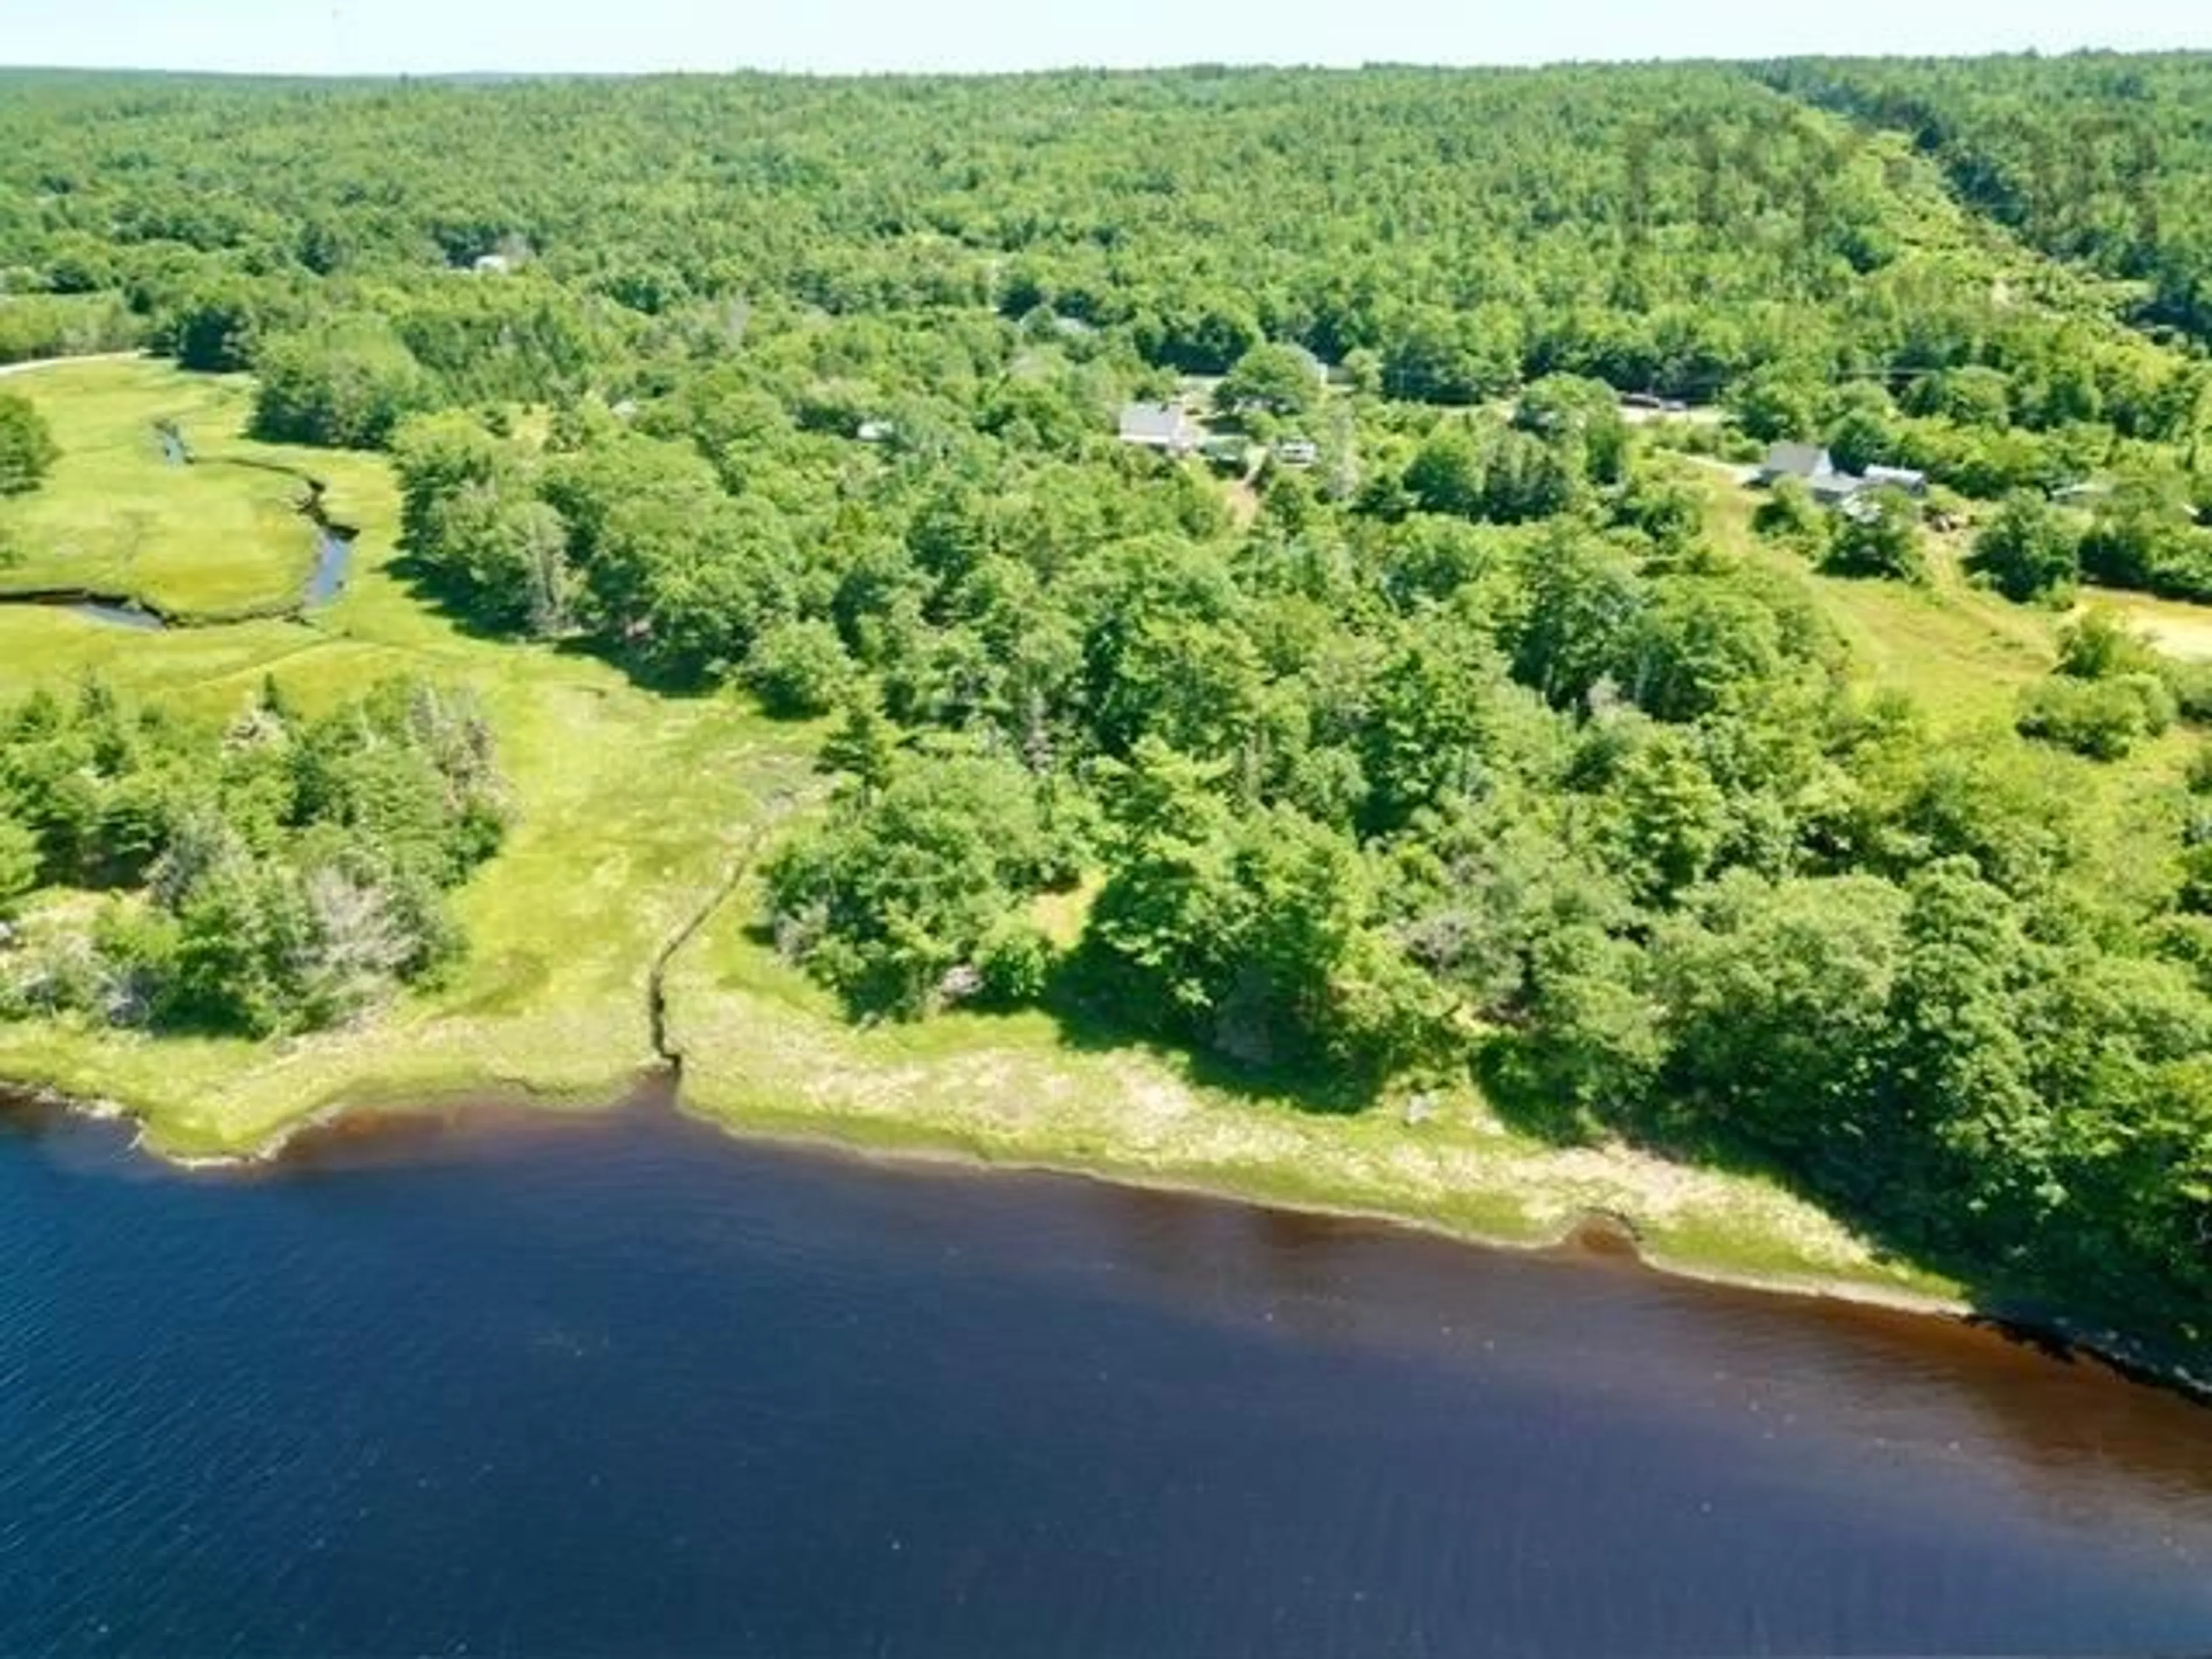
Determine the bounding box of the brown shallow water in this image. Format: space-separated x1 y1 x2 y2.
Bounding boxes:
2 1088 2210 1656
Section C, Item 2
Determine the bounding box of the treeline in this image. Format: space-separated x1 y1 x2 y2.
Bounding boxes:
5 62 2207 585
0 677 509 1035
0 291 141 365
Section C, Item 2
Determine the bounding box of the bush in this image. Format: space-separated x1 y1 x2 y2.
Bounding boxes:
974 915 1055 1005
2056 607 2160 680
0 392 59 497
743 619 855 717
1823 488 1928 584
1751 477 1821 549
2162 661 2212 726
2016 673 2173 760
1967 491 2080 602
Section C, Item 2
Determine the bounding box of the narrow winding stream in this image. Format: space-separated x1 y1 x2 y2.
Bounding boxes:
0 431 356 628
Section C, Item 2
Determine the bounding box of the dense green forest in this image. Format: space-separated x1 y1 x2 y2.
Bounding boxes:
1 59 2210 1355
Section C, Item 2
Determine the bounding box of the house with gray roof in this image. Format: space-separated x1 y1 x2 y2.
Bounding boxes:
1118 402 1199 456
1758 442 1838 485
1757 441 1868 505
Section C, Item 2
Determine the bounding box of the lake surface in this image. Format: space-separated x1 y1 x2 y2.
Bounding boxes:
3 1092 2211 1658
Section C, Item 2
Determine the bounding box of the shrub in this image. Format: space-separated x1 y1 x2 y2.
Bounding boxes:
1823 488 1928 584
1751 477 1821 548
2056 607 2160 680
0 392 59 497
2016 673 2173 760
974 915 1055 1005
2162 660 2212 726
1967 491 2080 602
743 619 857 718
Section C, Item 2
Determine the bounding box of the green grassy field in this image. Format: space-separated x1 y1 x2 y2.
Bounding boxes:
0 359 361 618
1687 462 2055 732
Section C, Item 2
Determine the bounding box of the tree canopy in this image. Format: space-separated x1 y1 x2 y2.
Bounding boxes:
0 393 58 497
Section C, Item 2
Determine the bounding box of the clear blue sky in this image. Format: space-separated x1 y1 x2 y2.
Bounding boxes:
3 0 2205 76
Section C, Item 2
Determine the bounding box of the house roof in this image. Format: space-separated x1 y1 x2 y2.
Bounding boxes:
1864 464 1927 487
1118 402 1191 443
1760 442 1834 479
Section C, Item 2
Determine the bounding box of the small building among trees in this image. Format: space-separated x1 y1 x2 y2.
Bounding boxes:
1756 441 1925 507
1118 402 1199 456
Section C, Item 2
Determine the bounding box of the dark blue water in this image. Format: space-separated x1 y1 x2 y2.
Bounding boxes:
3 1094 2210 1658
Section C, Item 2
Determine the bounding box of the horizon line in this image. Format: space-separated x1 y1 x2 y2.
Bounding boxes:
2 44 2208 82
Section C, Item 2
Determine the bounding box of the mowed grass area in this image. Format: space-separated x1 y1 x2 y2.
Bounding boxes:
1687 461 2055 733
1687 458 2198 911
0 358 360 618
0 361 813 1155
2086 588 2212 662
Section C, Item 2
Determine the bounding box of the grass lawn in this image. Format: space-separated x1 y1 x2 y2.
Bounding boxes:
0 358 379 618
1687 463 2055 733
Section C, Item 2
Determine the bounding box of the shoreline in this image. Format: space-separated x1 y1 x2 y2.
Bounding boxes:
10 1065 2205 1403
666 1100 1978 1322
